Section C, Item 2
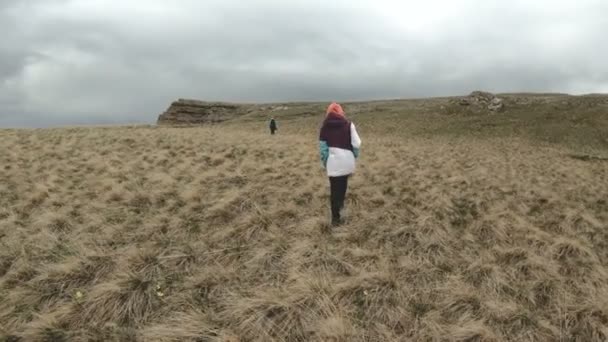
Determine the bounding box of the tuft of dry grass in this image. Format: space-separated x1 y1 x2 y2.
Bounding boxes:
1 112 608 341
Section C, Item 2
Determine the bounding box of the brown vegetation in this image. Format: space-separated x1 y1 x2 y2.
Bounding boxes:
1 96 608 341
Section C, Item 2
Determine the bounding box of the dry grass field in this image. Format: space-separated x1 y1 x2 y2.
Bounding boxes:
1 96 608 341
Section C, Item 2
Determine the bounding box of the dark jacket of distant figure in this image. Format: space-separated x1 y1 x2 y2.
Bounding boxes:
269 119 277 133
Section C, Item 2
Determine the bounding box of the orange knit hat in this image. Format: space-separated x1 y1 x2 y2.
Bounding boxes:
326 102 345 116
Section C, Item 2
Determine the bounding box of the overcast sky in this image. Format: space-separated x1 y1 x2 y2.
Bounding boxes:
1 0 607 127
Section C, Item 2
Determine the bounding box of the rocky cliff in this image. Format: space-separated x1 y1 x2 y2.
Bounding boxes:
157 99 247 125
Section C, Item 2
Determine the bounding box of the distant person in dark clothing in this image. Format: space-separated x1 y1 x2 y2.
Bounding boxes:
319 102 361 226
269 118 278 135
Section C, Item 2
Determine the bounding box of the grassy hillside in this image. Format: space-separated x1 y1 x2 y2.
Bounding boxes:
1 97 608 341
233 93 608 150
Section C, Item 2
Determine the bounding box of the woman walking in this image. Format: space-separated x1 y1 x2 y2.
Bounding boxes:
319 102 361 226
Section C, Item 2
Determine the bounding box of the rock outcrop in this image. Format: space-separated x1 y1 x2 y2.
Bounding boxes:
457 91 505 112
157 99 245 125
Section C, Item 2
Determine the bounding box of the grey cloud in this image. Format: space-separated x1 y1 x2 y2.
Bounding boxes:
1 0 608 127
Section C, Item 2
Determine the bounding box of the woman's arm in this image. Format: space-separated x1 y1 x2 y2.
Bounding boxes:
319 141 329 167
351 123 361 158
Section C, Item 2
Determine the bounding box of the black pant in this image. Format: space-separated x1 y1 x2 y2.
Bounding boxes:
270 128 276 135
329 176 349 222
